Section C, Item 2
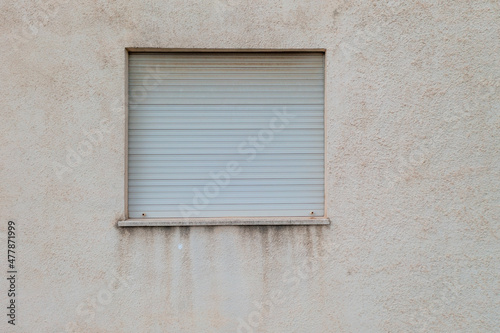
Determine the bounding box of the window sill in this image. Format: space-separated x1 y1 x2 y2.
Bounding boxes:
118 217 330 227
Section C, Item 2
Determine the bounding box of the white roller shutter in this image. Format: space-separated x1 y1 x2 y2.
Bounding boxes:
128 52 324 218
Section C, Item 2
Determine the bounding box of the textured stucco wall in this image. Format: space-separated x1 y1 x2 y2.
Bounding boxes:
1 0 499 332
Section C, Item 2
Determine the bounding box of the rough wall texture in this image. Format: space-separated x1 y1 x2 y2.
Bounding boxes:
1 0 499 332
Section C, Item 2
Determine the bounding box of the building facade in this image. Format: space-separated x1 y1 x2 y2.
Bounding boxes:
1 0 499 332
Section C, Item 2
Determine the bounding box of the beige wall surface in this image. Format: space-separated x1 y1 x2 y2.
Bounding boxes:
1 0 499 332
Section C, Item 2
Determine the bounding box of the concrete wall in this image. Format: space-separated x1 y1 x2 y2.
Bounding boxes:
1 0 499 332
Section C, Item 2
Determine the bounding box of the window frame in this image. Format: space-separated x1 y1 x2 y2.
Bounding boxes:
119 48 329 227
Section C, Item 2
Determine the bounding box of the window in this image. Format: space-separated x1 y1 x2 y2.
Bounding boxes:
124 51 327 225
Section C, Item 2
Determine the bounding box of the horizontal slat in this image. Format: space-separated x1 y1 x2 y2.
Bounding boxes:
129 113 322 120
129 121 323 127
128 142 322 150
128 172 324 180
129 191 323 199
129 178 324 186
129 112 323 117
128 190 324 198
130 59 323 64
130 56 323 62
130 203 323 210
129 111 323 117
129 63 323 69
129 165 323 173
129 67 323 74
130 79 323 85
129 59 323 63
129 112 322 118
129 91 323 99
129 153 323 161
128 147 324 154
129 128 323 136
129 104 323 111
130 54 323 59
129 85 323 93
128 210 324 218
130 53 323 60
129 72 323 79
129 182 323 188
129 116 322 123
129 135 323 142
130 99 321 105
129 197 324 205
130 57 323 61
128 160 323 167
